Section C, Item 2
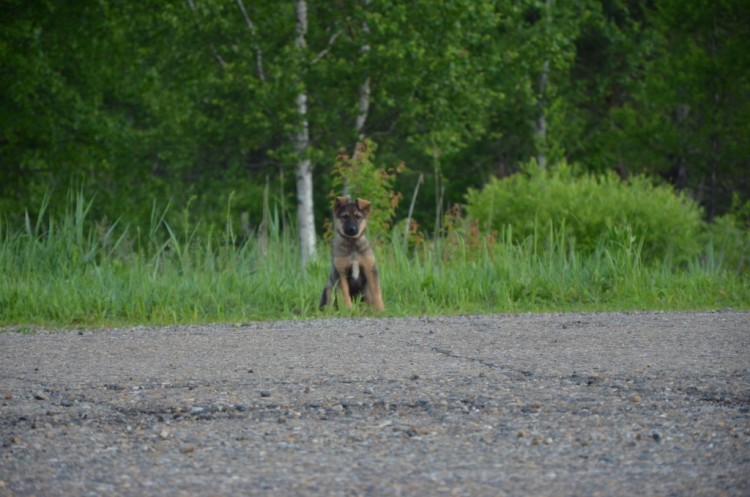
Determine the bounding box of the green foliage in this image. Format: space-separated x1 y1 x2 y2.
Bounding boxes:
2 0 748 251
2 193 747 326
0 191 309 325
702 214 750 274
329 140 405 239
595 0 750 216
465 162 705 263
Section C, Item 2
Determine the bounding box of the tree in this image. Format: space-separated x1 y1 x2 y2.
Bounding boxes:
6 0 744 243
597 0 750 218
354 0 503 230
293 0 317 265
0 2 122 215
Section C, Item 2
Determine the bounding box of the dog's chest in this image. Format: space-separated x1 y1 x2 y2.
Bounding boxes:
349 256 359 280
350 258 360 280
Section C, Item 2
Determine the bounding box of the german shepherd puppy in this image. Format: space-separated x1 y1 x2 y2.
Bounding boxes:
319 196 385 311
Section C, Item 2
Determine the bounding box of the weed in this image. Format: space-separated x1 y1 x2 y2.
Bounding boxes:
1 189 747 327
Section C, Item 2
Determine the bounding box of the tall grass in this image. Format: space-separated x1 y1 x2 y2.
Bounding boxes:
1 192 747 327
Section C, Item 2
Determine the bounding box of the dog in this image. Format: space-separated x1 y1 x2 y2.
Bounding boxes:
319 196 385 311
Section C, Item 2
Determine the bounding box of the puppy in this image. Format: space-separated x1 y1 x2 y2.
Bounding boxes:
319 196 385 311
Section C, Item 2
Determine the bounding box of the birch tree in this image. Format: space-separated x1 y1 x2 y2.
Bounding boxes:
294 0 316 266
354 0 371 144
534 0 553 169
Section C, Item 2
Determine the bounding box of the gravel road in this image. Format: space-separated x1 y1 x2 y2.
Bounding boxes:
1 311 748 496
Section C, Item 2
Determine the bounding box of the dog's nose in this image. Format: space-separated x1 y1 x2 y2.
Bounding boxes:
345 225 358 236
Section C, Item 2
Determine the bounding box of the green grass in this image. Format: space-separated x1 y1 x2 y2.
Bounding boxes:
1 193 748 327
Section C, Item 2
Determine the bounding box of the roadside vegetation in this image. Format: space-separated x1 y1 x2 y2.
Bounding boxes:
2 161 747 327
4 1 749 264
3 0 749 326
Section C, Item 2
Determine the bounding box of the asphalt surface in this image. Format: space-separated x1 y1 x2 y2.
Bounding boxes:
1 311 748 496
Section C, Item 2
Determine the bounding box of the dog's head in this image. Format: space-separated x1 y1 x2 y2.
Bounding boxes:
334 196 371 239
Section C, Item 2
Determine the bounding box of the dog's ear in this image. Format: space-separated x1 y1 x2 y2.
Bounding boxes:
334 196 350 212
356 198 371 214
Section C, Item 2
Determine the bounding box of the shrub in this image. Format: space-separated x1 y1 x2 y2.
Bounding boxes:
465 162 705 263
327 139 405 239
702 214 749 274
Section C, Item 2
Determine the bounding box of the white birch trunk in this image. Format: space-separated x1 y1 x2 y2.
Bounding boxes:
295 0 316 265
345 0 371 197
355 77 370 141
354 0 371 142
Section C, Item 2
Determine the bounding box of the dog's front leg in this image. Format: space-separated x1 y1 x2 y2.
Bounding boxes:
362 260 385 312
319 282 334 309
319 268 339 310
337 271 354 308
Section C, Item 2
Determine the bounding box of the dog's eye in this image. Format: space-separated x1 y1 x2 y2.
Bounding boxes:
354 212 362 219
340 213 349 219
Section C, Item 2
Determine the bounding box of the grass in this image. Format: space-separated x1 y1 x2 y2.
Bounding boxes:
1 192 748 327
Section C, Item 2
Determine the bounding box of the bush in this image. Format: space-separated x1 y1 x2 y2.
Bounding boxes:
327 140 405 239
465 162 705 263
702 215 749 274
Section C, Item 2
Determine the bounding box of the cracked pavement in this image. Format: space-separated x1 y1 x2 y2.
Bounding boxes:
1 311 749 496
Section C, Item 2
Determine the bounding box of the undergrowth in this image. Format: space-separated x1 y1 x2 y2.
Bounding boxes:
1 190 747 327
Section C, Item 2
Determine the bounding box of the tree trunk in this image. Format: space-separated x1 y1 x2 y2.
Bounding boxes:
344 0 371 198
534 59 549 169
295 0 316 265
707 11 719 222
354 0 371 143
534 0 552 169
235 0 266 82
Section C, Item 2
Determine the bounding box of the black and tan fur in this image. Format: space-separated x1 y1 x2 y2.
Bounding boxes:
319 196 385 311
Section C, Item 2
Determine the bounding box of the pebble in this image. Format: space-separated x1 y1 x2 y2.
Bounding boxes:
1 311 746 496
